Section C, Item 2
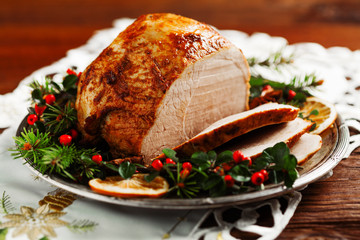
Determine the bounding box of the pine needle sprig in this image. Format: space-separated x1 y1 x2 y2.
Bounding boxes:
29 77 57 105
12 128 53 164
43 102 77 135
247 49 294 69
249 73 323 107
39 145 77 179
75 148 103 180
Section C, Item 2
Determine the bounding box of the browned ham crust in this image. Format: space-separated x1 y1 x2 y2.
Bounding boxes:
76 13 250 163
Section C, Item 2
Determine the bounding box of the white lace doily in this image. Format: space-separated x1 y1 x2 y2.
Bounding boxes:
0 18 359 240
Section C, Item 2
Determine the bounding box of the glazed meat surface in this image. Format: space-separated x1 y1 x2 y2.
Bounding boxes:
76 13 250 163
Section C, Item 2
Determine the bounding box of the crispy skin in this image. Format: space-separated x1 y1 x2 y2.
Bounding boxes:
76 13 250 160
157 103 299 158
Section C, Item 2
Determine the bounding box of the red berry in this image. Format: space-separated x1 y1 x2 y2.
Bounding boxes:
182 162 192 171
243 156 252 166
233 150 244 163
151 159 163 171
260 169 269 181
92 154 103 164
27 114 38 125
180 169 190 179
59 134 72 146
69 129 78 139
222 162 232 171
165 158 176 165
34 104 46 116
66 68 77 75
262 85 273 92
44 94 56 105
287 90 296 101
177 182 185 188
251 172 265 186
224 174 235 187
214 166 225 176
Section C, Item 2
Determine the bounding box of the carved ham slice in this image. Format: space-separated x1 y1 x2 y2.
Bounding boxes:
76 13 250 163
290 133 322 164
217 117 313 159
158 103 299 160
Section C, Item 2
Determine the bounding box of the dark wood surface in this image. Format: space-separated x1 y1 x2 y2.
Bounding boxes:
1 0 360 239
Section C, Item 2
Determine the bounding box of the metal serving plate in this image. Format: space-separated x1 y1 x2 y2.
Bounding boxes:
19 115 349 209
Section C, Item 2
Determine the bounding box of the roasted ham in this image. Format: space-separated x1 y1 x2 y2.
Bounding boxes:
76 13 250 163
158 103 299 159
218 117 313 159
290 133 322 164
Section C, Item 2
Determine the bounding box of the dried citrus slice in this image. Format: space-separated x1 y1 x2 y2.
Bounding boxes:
299 97 337 134
89 174 169 198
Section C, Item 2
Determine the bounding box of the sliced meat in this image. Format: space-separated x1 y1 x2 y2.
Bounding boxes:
290 133 322 164
75 13 250 164
157 103 300 159
217 117 312 159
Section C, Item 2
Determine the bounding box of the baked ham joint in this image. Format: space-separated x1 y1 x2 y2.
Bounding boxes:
75 13 322 165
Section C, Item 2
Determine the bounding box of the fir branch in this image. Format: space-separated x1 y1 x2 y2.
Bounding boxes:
29 77 57 104
0 191 15 214
11 128 53 164
67 219 98 233
247 49 294 69
39 145 78 180
43 102 77 135
249 73 323 107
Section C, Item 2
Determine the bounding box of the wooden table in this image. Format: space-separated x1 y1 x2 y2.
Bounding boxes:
1 0 360 239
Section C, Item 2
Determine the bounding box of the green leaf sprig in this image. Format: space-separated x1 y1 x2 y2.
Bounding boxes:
12 68 301 200
12 69 107 183
118 143 299 199
249 74 323 107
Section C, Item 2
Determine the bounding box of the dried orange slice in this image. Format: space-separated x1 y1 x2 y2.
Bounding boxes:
89 174 169 198
299 97 337 134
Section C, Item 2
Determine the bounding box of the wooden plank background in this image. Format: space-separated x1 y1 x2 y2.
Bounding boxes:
1 0 360 239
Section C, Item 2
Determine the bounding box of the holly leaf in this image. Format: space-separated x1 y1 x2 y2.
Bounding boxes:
50 81 62 92
215 150 233 165
229 165 251 182
209 179 227 197
284 169 299 188
31 89 43 101
63 75 78 91
162 148 179 162
144 171 159 182
310 109 319 116
191 151 208 164
201 174 222 191
207 151 217 162
118 161 136 179
283 154 297 171
293 92 306 102
198 163 211 171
